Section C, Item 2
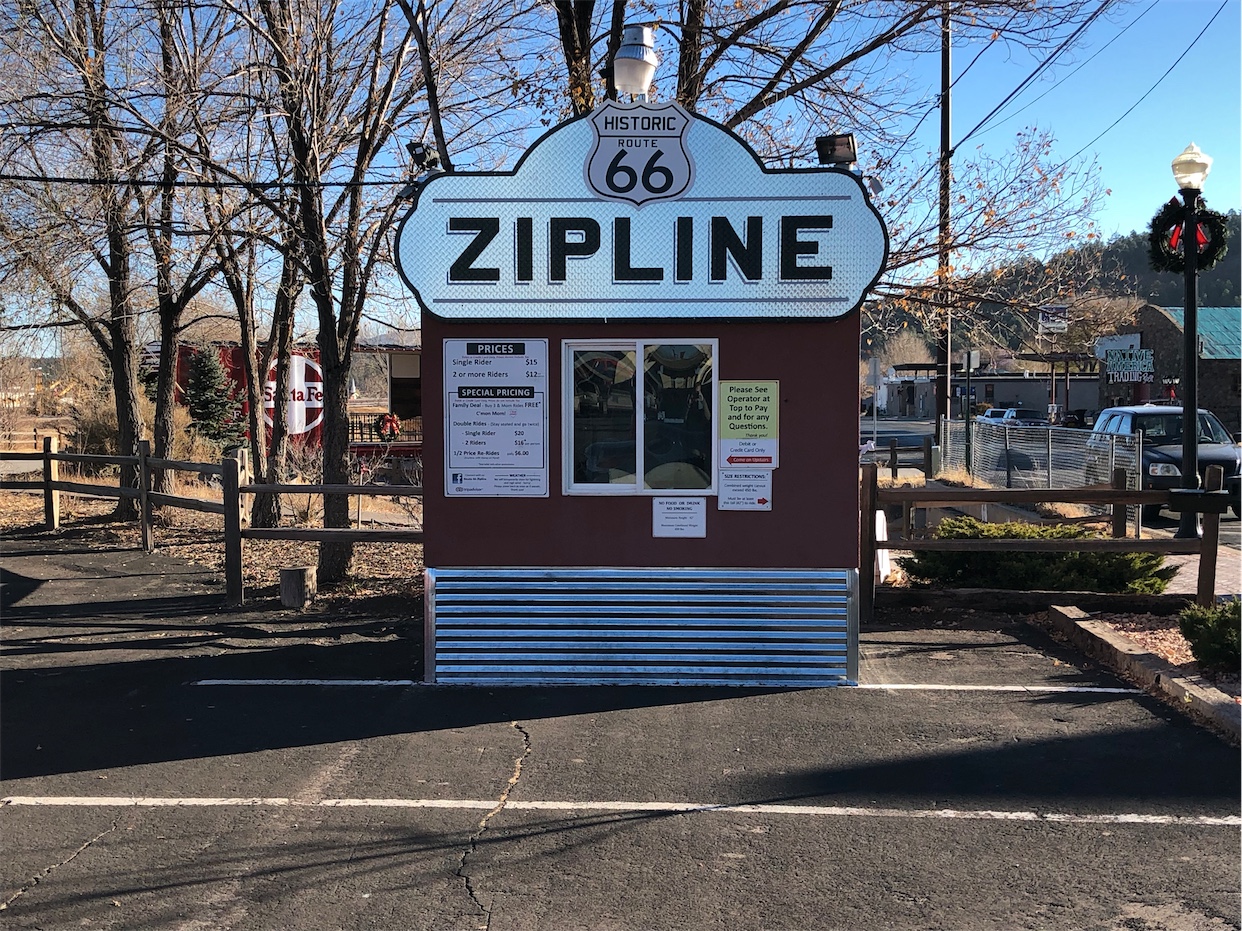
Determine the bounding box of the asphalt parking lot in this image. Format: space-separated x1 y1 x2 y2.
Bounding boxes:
1 538 1239 930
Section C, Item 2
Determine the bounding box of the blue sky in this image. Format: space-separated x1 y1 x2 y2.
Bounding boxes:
904 0 1241 243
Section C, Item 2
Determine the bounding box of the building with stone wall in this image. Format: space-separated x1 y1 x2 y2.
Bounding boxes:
1100 305 1240 431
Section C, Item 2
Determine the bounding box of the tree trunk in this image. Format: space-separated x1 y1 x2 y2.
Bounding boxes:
110 329 144 520
151 312 179 495
254 312 294 527
317 345 354 583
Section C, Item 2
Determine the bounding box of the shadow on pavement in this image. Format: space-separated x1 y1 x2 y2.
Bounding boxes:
3 641 1237 814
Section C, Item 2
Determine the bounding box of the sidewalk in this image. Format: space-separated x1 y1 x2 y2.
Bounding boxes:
1161 546 1241 598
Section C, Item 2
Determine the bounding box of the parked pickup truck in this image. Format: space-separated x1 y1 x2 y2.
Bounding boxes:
975 408 1008 425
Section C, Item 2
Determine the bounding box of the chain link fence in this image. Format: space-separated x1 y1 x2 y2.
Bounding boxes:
939 418 1142 517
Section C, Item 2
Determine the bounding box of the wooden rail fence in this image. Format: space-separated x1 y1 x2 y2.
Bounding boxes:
860 462 1228 621
0 437 423 605
4 440 1227 614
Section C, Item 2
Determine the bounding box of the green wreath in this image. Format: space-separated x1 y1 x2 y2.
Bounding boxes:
374 413 401 441
1148 197 1230 273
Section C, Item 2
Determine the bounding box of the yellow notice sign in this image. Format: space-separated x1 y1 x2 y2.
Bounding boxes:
719 381 778 468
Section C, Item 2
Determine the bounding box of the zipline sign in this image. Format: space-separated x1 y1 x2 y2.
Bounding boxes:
395 102 887 320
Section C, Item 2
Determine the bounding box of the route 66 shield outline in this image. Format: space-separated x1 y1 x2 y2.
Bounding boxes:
585 101 694 207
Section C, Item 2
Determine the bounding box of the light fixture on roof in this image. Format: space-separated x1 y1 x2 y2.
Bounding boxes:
815 133 857 167
613 25 658 100
406 141 440 172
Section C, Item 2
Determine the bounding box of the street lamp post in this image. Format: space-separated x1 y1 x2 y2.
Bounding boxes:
1170 143 1212 539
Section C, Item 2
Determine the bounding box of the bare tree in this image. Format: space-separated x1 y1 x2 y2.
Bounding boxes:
0 0 232 503
538 0 1116 349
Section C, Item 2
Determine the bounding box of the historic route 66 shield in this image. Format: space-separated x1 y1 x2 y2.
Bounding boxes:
586 101 694 207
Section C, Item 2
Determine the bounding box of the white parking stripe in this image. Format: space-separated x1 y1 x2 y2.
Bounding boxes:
193 679 417 686
3 796 1236 826
190 680 1140 694
856 683 1141 694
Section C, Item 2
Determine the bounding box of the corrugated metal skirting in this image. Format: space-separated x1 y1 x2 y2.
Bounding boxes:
425 567 858 686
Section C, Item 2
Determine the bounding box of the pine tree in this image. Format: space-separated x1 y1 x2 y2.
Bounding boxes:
185 346 242 444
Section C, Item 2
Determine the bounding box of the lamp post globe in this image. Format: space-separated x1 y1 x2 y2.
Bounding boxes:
1170 143 1211 539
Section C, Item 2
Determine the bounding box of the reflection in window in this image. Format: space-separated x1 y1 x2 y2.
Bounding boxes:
644 344 713 489
572 349 637 484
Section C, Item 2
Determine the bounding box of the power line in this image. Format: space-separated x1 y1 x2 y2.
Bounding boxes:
0 173 405 189
880 12 1017 170
973 0 1160 139
953 0 1116 153
1056 0 1228 168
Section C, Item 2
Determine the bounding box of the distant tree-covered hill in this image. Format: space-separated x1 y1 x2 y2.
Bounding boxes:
1101 208 1240 306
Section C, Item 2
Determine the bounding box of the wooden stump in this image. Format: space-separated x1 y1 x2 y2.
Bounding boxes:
280 567 317 609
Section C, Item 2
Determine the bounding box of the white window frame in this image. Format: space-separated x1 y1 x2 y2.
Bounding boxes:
562 338 718 497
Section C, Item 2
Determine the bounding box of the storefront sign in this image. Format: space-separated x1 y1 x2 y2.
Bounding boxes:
1105 348 1155 384
395 102 887 320
718 471 773 511
719 380 779 467
444 339 548 496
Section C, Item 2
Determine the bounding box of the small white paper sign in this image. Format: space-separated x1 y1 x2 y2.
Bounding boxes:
653 497 707 538
718 471 773 510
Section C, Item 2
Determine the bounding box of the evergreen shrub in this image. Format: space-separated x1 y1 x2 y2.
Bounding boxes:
1178 599 1240 672
897 517 1175 594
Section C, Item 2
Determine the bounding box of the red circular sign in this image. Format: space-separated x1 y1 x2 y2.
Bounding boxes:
263 354 324 434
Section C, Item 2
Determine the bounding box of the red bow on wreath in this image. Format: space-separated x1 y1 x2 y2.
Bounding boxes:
1167 222 1207 252
1148 198 1230 274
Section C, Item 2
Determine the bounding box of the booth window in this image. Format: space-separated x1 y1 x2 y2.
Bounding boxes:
564 340 716 495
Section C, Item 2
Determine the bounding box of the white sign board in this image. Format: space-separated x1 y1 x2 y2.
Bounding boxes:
652 497 707 537
396 102 887 320
444 339 548 496
718 471 773 511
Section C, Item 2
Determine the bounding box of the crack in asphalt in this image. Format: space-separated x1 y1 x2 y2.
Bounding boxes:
0 816 120 911
456 721 531 929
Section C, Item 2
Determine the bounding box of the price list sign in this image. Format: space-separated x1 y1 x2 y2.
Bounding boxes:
444 339 548 497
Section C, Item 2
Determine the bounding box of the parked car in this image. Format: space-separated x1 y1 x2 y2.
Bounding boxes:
1086 404 1242 520
999 408 1049 427
975 408 1008 425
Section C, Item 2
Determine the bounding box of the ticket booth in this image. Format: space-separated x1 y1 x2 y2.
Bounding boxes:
396 101 887 687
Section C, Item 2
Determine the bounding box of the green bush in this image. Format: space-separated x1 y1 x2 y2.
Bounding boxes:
896 516 1176 594
1178 599 1240 672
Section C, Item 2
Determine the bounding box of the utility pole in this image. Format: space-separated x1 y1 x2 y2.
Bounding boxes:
934 2 952 443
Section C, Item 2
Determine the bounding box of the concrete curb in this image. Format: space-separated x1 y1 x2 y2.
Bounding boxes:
1045 605 1240 744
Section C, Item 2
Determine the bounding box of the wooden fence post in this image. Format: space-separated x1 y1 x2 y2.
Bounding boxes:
1110 468 1128 539
227 446 252 527
138 439 154 552
888 439 898 480
922 435 933 477
42 435 59 530
859 461 878 626
223 454 244 606
1196 466 1223 608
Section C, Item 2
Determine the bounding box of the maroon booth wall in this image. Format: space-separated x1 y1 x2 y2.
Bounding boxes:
422 315 860 570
